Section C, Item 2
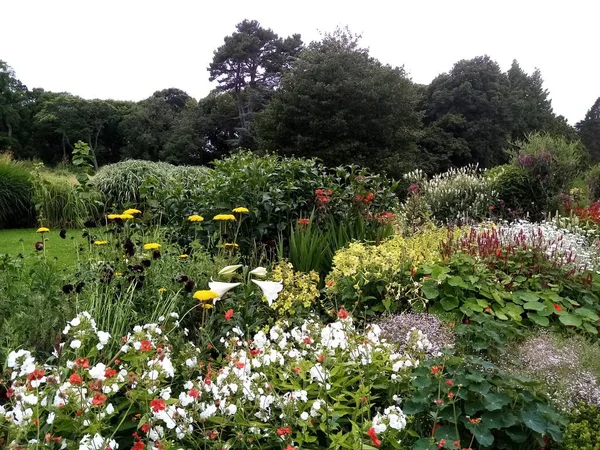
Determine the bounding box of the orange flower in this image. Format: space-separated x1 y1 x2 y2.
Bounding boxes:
337 307 349 319
367 428 382 447
553 303 563 312
224 309 234 321
92 394 107 406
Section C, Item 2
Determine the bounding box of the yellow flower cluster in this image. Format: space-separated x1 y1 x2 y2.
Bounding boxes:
188 215 204 222
123 208 141 215
36 227 50 233
232 207 249 213
269 261 319 316
107 213 134 220
213 214 236 221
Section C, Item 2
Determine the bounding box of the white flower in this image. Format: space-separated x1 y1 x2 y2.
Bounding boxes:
252 280 283 306
225 404 237 415
89 363 106 381
97 331 110 345
209 280 241 299
70 339 82 349
47 412 55 424
249 267 267 277
106 403 115 415
218 264 243 275
300 411 309 420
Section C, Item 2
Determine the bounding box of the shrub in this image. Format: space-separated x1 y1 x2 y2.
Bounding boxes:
560 404 600 450
0 158 35 228
509 132 587 213
487 164 540 219
91 160 177 209
588 164 600 202
403 165 497 224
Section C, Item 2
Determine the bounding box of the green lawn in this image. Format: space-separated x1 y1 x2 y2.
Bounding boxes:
0 228 87 269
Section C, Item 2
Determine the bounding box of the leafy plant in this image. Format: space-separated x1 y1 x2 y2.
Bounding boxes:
559 404 600 450
0 157 35 228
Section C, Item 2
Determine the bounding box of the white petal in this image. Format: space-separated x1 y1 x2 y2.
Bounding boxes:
209 280 241 299
218 265 243 275
249 267 268 277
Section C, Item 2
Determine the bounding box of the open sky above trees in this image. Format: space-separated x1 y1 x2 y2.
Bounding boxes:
3 0 599 125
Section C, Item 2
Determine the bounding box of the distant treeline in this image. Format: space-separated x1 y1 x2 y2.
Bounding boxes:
1 21 599 176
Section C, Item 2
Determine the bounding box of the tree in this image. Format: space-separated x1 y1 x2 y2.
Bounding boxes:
255 29 421 177
577 97 600 163
0 60 28 149
208 19 303 145
420 55 513 169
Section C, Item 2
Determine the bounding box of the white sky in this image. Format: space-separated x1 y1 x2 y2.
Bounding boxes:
3 0 599 124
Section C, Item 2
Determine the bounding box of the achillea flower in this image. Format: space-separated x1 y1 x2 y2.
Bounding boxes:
123 208 141 215
36 227 50 233
193 290 219 302
107 214 120 220
213 214 236 221
94 241 108 246
188 215 204 222
232 207 249 213
120 213 134 220
143 243 161 250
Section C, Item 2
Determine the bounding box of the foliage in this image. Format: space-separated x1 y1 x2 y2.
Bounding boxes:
91 159 178 210
587 163 600 201
268 260 320 319
560 404 600 450
405 353 565 449
487 164 539 219
509 132 587 213
256 28 421 178
0 156 35 228
403 166 497 224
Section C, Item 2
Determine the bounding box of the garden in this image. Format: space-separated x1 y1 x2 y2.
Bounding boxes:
3 132 600 450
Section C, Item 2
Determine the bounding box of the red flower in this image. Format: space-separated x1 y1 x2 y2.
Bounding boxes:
104 368 117 379
75 357 89 369
303 337 313 344
276 426 291 436
553 303 563 312
249 348 261 357
292 367 301 374
367 428 382 447
447 391 454 399
27 368 45 381
234 361 245 369
132 442 145 450
69 373 83 385
317 354 325 362
315 189 324 196
453 441 461 448
224 309 234 321
92 393 107 406
140 340 152 351
141 423 150 433
337 307 349 320
495 248 502 257
445 380 454 386
489 206 495 211
438 438 447 449
431 365 443 375
189 388 200 398
284 446 296 450
297 218 310 225
150 398 166 412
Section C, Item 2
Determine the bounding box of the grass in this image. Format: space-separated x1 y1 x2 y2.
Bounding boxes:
0 228 88 270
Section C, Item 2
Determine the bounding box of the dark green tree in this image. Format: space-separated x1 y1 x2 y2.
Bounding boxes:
0 61 28 149
577 97 600 163
209 19 303 146
420 55 512 169
255 29 421 177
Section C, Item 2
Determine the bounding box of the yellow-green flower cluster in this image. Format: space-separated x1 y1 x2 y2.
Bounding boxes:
269 261 319 316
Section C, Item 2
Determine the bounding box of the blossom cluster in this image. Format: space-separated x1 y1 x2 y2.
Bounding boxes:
0 310 430 449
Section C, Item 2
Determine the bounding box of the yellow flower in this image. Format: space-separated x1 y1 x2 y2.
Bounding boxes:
223 243 239 250
179 254 189 259
120 214 134 220
94 240 108 246
107 214 120 220
188 215 204 222
36 227 50 233
143 243 161 250
159 287 167 293
123 208 141 215
200 303 214 309
114 272 123 277
232 207 249 214
213 214 236 221
193 290 219 301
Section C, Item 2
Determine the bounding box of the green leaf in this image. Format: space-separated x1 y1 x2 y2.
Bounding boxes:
448 276 468 288
440 297 460 311
517 291 539 302
483 392 511 411
574 307 599 321
527 312 550 326
413 438 436 450
520 410 547 434
422 283 439 300
413 376 432 389
523 301 546 311
559 314 583 327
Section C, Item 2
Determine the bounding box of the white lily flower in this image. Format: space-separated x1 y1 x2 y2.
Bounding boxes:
209 280 241 299
249 267 268 277
218 264 243 275
252 280 283 306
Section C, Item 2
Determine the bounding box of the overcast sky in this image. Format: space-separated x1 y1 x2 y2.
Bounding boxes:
3 0 599 124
